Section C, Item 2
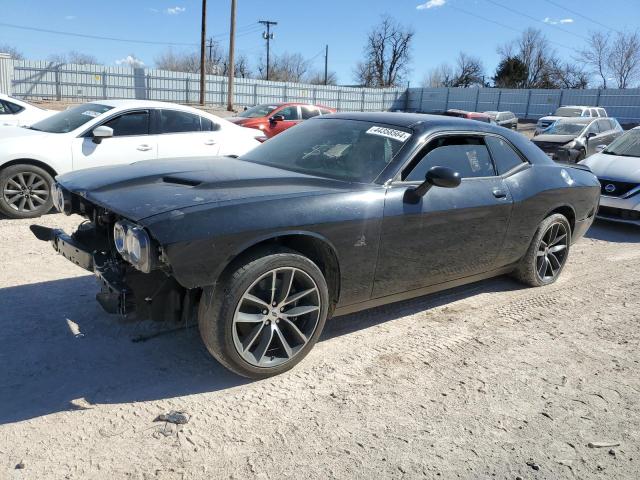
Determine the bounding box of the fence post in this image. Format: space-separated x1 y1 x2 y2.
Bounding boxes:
361 90 366 112
558 89 564 108
524 90 532 119
54 65 61 101
102 71 107 99
382 91 387 111
283 84 288 102
185 77 190 103
313 87 317 105
253 83 258 105
445 87 450 111
474 88 480 112
418 87 424 113
596 88 602 106
337 90 342 111
497 90 502 110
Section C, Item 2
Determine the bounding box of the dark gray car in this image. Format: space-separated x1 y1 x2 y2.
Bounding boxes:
532 117 623 162
484 111 518 129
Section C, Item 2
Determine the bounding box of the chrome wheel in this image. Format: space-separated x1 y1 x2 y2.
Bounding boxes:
536 222 569 281
2 171 50 213
232 267 321 368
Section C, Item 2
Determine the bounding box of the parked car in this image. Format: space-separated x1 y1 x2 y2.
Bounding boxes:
0 100 262 219
535 105 608 135
443 109 492 123
32 112 600 378
484 111 518 130
580 127 640 225
0 94 55 127
531 117 623 162
227 102 336 138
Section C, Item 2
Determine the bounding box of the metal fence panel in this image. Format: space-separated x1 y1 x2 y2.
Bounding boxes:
9 60 640 122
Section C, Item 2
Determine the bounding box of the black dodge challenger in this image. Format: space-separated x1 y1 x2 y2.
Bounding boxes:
32 112 600 378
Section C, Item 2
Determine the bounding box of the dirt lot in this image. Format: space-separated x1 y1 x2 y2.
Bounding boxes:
0 212 639 480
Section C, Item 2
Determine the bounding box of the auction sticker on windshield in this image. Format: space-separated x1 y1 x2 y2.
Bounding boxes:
366 126 411 142
81 110 102 118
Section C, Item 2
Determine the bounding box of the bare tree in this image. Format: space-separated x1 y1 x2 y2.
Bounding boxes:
258 52 309 82
607 31 640 88
0 44 24 60
498 28 558 88
221 53 251 78
548 59 589 89
451 53 485 87
48 51 97 65
577 31 610 88
306 70 338 85
354 15 414 87
155 46 223 74
423 63 454 87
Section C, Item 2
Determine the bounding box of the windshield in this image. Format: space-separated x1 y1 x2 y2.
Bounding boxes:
238 104 279 118
544 121 587 135
240 119 411 183
603 129 640 158
30 103 113 133
554 107 583 117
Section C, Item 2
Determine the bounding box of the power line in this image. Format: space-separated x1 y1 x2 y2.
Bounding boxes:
482 0 590 42
541 0 622 35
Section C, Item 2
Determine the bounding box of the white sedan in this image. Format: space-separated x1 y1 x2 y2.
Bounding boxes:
0 94 55 127
0 100 263 218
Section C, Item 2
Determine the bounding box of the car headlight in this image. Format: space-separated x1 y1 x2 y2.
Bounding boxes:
113 220 153 273
564 140 577 149
51 183 72 215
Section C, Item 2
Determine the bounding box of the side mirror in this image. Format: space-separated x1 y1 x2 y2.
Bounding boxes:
269 115 285 124
585 132 596 142
406 166 461 202
92 125 113 144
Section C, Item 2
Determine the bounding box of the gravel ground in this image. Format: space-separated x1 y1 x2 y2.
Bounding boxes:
1 213 639 480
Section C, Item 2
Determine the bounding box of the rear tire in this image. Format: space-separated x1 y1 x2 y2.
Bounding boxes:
198 247 329 379
513 214 571 287
0 164 54 219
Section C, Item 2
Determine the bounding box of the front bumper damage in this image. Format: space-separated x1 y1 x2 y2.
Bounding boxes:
30 224 192 322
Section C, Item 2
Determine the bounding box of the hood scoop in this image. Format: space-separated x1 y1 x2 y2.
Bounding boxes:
162 176 202 187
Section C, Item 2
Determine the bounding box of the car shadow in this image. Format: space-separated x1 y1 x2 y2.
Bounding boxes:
0 273 523 425
586 219 640 243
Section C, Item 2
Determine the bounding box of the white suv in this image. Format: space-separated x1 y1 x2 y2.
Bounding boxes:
535 106 608 135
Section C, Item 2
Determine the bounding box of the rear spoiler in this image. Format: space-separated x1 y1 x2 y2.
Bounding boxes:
567 163 592 173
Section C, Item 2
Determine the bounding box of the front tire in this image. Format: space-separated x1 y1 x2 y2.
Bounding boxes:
198 248 329 379
513 214 571 287
0 164 54 219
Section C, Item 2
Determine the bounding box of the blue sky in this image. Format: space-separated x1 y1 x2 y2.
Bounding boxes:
1 0 638 85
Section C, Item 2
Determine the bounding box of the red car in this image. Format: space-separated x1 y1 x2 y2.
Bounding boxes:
227 102 336 138
443 109 493 124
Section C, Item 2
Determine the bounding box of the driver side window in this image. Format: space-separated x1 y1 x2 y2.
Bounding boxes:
103 111 150 137
404 136 495 181
276 106 299 121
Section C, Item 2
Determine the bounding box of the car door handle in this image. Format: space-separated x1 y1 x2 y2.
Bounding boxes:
492 188 508 199
137 144 153 151
204 140 217 146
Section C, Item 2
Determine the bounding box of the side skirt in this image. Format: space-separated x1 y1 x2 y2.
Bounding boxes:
333 264 517 317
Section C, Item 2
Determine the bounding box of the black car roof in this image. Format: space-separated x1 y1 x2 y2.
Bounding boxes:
320 111 503 133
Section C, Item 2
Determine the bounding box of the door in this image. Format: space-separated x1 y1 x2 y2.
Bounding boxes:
264 105 301 137
71 110 157 170
155 109 221 159
372 134 514 297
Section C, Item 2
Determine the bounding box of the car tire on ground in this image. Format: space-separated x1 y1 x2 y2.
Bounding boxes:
0 163 54 219
198 247 330 379
513 213 571 287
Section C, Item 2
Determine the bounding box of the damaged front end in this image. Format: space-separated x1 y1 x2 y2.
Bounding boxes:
31 185 197 323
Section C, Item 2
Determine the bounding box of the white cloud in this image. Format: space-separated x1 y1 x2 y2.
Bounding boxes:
146 7 159 13
544 17 574 25
64 15 76 20
166 6 186 15
115 55 145 68
417 0 446 10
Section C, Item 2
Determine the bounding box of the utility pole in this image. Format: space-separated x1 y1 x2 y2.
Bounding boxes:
199 0 207 105
207 37 214 63
227 0 236 111
324 44 328 85
259 20 277 80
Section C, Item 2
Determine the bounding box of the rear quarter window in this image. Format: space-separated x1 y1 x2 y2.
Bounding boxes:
486 136 525 175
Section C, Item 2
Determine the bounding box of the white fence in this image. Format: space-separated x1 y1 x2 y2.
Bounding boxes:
8 60 405 112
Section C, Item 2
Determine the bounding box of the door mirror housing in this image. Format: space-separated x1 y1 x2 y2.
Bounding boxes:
585 131 596 143
92 125 113 144
269 114 285 124
405 166 461 203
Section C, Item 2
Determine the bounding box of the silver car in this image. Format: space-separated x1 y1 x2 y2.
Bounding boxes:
532 117 623 162
580 127 640 225
535 105 608 135
484 111 518 129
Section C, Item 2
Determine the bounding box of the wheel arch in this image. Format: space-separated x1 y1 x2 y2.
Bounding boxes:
219 231 341 311
0 158 58 179
544 204 576 234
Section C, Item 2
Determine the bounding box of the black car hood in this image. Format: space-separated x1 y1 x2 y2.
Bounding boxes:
57 156 356 221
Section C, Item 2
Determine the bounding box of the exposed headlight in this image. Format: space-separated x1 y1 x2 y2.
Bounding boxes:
113 220 153 273
51 183 71 215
